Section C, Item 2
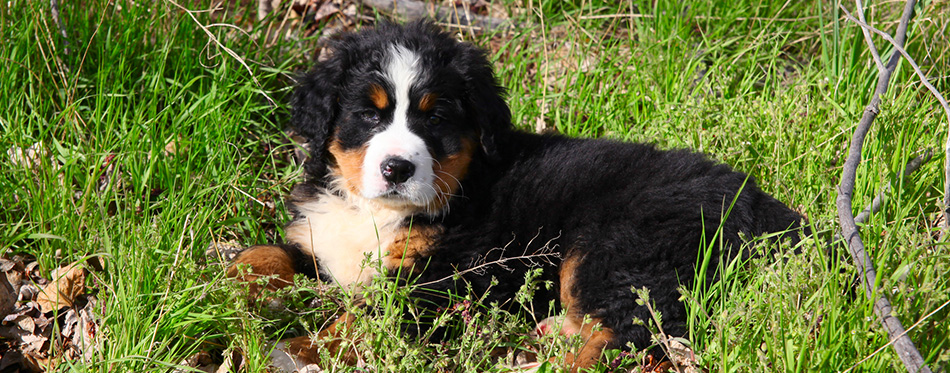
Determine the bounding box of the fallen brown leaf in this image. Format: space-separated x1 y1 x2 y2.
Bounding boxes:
0 273 16 317
59 295 101 364
36 262 87 314
172 351 218 373
313 1 339 22
0 302 51 372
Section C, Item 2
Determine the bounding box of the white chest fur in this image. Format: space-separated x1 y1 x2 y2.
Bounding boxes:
284 191 405 287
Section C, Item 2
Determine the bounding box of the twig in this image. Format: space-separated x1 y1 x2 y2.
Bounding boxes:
166 0 276 106
406 248 560 297
360 0 514 32
412 233 561 289
578 13 823 22
853 150 933 225
633 288 673 366
50 0 70 56
845 297 950 373
830 150 933 270
836 0 932 372
854 0 885 73
840 4 950 233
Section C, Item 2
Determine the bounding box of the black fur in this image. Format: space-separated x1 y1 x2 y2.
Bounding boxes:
293 22 510 180
289 21 804 359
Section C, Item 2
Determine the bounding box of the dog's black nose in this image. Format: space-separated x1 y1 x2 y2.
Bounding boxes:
381 157 415 184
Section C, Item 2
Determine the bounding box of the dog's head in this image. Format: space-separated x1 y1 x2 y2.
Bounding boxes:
292 22 511 215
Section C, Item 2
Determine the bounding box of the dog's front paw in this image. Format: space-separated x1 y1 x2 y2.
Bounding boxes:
227 245 297 298
267 313 360 371
268 339 324 373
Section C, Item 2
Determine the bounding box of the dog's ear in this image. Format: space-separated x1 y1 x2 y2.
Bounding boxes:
292 49 350 180
453 43 512 162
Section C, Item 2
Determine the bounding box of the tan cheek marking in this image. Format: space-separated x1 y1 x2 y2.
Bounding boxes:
430 138 475 211
384 225 443 271
418 93 438 112
369 83 388 109
328 140 367 196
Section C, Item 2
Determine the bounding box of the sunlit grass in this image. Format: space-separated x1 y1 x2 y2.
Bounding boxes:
1 0 948 371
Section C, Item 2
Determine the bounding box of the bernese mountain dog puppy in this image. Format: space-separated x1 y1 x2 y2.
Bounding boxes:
229 21 804 371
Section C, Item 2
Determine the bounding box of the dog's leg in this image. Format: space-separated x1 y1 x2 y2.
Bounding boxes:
270 312 360 370
555 254 617 372
564 316 615 373
229 245 362 369
227 245 299 297
533 314 614 372
384 224 443 275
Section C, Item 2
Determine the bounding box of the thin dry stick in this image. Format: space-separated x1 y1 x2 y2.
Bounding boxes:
836 0 932 372
578 13 823 22
853 150 932 225
413 233 562 289
840 6 950 232
49 0 70 56
845 297 950 373
166 0 276 106
855 0 886 73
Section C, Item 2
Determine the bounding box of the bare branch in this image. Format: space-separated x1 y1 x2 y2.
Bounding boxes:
840 4 950 232
837 0 933 372
853 150 933 225
50 0 70 56
412 232 561 289
854 0 886 73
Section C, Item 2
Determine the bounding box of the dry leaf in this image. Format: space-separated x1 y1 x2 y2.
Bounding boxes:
0 349 47 372
0 258 17 272
215 350 246 373
0 255 103 371
666 339 701 373
205 239 245 265
7 142 50 170
60 296 101 364
172 351 218 373
0 303 51 372
313 2 339 22
0 274 16 317
18 283 41 303
164 136 186 156
36 262 87 314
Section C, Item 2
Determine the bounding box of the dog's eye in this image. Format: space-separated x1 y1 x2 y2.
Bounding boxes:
428 115 443 126
360 110 380 123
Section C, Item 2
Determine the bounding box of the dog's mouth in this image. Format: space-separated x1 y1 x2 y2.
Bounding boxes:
380 187 405 199
366 182 426 207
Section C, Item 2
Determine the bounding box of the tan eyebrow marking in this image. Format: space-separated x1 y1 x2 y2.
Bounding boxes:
418 93 438 112
369 83 389 109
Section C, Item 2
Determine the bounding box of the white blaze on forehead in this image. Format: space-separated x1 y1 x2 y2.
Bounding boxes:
387 45 421 123
360 45 437 207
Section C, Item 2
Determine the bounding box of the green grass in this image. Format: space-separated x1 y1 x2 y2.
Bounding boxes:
2 0 949 371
